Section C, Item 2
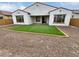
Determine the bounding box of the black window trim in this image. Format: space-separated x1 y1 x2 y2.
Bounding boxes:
0 16 3 19
16 15 24 23
54 14 66 24
36 16 40 22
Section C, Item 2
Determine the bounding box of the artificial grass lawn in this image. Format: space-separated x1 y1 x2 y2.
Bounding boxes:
8 24 64 36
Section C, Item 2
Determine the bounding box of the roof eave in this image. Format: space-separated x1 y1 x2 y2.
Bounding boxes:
49 7 72 13
12 9 30 14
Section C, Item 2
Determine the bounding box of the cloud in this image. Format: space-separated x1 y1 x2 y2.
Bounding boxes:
60 2 79 6
19 6 26 10
59 2 79 9
0 2 79 12
0 3 27 11
0 3 17 11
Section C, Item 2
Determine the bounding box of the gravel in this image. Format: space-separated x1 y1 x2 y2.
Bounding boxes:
0 26 79 57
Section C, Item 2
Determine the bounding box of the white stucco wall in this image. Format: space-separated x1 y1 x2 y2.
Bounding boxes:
49 8 72 26
12 10 32 25
24 3 57 16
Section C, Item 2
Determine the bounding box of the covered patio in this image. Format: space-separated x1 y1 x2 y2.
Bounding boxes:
31 16 49 24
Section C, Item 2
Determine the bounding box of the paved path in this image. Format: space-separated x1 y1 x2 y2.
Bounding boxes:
0 26 79 57
0 24 13 28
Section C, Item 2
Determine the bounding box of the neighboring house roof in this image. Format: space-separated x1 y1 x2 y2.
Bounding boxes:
72 10 79 14
0 10 12 16
12 9 30 14
23 2 58 10
49 7 72 13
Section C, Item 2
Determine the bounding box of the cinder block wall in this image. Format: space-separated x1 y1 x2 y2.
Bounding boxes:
0 19 13 25
70 18 79 27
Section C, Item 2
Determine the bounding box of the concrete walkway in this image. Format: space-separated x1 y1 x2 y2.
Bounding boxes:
0 24 13 28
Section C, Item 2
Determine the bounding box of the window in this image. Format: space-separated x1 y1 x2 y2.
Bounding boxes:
54 14 66 23
72 15 74 18
36 16 40 22
16 15 24 22
0 16 3 19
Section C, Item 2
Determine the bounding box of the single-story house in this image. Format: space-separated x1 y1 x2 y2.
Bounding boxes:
12 2 79 26
0 11 12 25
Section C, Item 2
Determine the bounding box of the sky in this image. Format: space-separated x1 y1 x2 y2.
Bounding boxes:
0 2 79 12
